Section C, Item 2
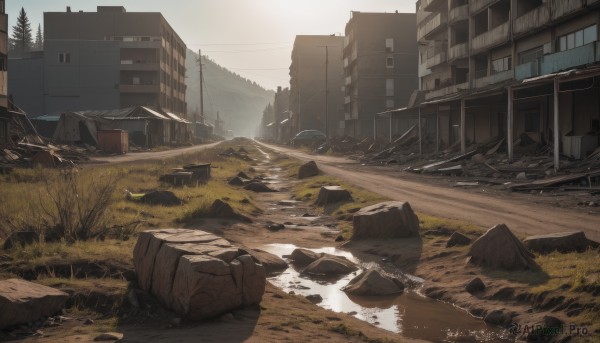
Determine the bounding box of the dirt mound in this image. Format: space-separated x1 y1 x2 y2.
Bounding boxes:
140 191 182 206
2 231 40 250
207 199 252 223
228 176 250 186
244 181 276 193
468 224 537 270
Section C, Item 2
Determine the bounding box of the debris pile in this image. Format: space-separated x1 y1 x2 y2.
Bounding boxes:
159 163 211 187
219 147 252 161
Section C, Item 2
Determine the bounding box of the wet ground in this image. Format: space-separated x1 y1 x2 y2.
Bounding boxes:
262 244 512 343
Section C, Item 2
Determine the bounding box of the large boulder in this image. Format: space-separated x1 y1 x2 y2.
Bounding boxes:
342 269 404 296
468 224 537 270
302 256 358 276
0 279 69 329
352 201 420 239
523 231 599 254
298 161 319 179
290 248 322 266
242 248 288 274
133 229 266 320
315 186 353 206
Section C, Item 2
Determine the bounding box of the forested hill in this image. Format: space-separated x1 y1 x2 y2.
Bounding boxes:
185 49 276 137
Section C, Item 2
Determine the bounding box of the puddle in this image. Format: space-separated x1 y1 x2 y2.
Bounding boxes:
262 243 512 343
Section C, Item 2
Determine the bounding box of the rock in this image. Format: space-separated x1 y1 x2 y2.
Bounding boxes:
242 248 288 274
523 231 599 254
465 277 486 294
446 231 471 247
237 171 251 179
140 190 182 206
208 199 252 223
2 231 40 250
228 177 250 186
352 201 420 239
290 248 322 266
244 181 277 193
84 318 94 325
543 315 563 329
467 224 537 270
516 172 528 180
267 223 285 232
342 269 404 296
93 332 124 341
0 279 69 329
306 294 323 304
315 186 353 206
483 310 507 326
302 256 358 276
298 161 319 179
133 229 266 320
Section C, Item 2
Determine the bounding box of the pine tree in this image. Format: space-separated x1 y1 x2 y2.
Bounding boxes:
10 7 33 56
33 24 43 51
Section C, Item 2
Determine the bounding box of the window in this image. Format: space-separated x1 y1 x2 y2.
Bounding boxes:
519 46 544 64
386 99 395 109
492 56 512 74
386 79 394 96
386 38 394 52
58 52 71 63
386 56 394 68
559 25 598 51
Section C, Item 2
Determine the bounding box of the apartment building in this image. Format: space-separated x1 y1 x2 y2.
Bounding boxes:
289 35 345 138
405 0 600 166
0 0 6 110
343 11 419 139
9 6 187 119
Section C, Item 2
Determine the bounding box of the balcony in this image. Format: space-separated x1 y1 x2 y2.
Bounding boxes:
541 42 600 75
424 81 469 100
449 42 469 61
474 69 514 88
471 0 499 14
417 12 448 42
514 5 550 36
119 84 160 94
550 0 585 21
425 43 448 69
449 5 469 24
120 61 160 71
472 22 510 52
516 61 541 80
421 0 445 12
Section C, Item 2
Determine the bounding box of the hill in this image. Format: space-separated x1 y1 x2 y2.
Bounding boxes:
185 49 276 137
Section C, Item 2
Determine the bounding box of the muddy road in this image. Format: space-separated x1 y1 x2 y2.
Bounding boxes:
257 141 600 242
88 142 221 164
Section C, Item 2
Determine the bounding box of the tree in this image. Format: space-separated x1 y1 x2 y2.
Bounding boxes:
33 24 43 51
10 7 33 56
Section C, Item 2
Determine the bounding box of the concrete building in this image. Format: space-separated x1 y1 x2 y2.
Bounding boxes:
0 0 6 110
9 6 187 121
289 35 345 138
394 0 600 166
343 11 419 139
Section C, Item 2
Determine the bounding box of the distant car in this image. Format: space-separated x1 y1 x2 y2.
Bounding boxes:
290 130 326 147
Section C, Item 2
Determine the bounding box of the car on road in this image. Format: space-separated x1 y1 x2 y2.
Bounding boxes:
290 130 326 147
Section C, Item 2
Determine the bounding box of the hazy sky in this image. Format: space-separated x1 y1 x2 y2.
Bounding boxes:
8 1 416 91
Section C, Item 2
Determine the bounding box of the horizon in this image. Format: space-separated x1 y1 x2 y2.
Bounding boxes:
6 0 416 91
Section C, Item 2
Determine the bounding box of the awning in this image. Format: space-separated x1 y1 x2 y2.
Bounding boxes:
164 112 191 124
140 107 170 120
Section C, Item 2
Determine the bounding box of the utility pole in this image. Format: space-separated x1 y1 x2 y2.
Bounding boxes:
198 49 204 126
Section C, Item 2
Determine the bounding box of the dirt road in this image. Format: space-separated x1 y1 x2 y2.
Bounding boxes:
257 141 600 242
88 142 221 164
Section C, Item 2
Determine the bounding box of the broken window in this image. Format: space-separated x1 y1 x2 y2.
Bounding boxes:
386 55 394 68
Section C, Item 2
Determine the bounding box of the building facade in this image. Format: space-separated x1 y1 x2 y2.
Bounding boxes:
412 0 600 162
289 35 345 138
0 0 6 110
343 11 419 139
9 6 186 119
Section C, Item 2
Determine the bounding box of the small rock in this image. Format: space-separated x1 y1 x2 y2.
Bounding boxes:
335 235 345 242
289 291 295 295
267 223 285 232
483 310 506 325
93 332 123 341
543 315 563 328
516 172 527 180
347 311 358 316
465 277 485 294
446 232 471 247
306 294 323 304
83 319 94 325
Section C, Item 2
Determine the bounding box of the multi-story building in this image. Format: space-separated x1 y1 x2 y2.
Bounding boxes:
411 0 600 164
9 6 187 119
343 11 419 139
0 0 6 110
289 35 345 138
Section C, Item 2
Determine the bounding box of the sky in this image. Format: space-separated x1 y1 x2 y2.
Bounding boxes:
7 0 416 91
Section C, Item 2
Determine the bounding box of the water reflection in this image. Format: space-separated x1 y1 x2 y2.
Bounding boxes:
262 243 512 342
